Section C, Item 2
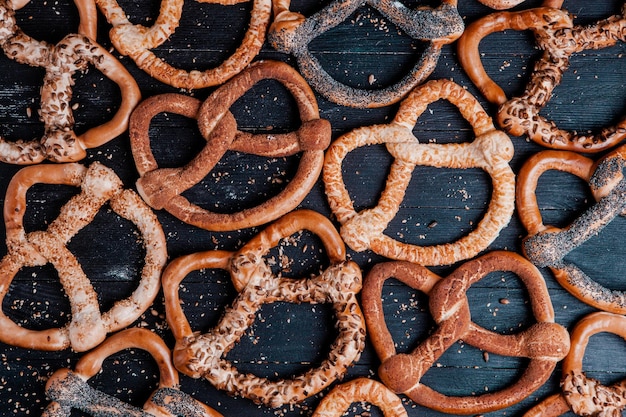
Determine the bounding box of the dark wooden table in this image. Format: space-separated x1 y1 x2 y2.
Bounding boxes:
0 0 624 415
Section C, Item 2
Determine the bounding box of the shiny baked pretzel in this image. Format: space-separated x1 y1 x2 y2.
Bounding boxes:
130 60 330 231
42 328 223 417
0 162 167 352
524 312 626 417
517 145 626 314
95 0 271 89
163 209 366 407
458 1 626 152
323 79 515 266
361 251 570 414
268 0 464 108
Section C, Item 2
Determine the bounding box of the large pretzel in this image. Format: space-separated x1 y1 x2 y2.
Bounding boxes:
517 145 626 313
130 60 330 231
458 2 626 152
323 79 515 266
362 251 570 414
95 0 271 89
268 0 464 108
163 209 366 407
42 328 223 417
0 162 167 352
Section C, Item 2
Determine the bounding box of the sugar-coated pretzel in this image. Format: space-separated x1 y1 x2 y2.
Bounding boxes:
0 162 167 352
517 145 626 314
361 251 570 414
268 0 464 108
95 0 271 89
163 209 366 407
130 60 330 232
42 328 223 417
323 78 515 266
458 2 626 152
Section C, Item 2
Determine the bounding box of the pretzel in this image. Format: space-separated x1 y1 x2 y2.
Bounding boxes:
130 60 330 232
524 312 626 417
457 2 626 152
361 251 570 414
517 145 626 313
323 79 515 266
0 162 167 352
162 209 366 407
95 0 271 89
268 0 464 108
42 328 223 417
475 0 527 9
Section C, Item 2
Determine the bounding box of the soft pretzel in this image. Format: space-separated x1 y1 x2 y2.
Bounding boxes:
162 209 366 407
323 78 515 266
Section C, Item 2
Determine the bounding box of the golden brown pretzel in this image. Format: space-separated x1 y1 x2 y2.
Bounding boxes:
162 209 366 407
362 251 570 414
130 60 330 231
517 145 626 313
0 162 167 352
323 79 515 266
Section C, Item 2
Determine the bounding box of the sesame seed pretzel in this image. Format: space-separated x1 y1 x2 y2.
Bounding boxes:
517 145 626 313
95 0 271 89
323 79 515 266
130 60 330 232
268 0 464 108
162 209 366 408
361 251 570 415
0 162 167 352
458 1 626 152
42 328 223 417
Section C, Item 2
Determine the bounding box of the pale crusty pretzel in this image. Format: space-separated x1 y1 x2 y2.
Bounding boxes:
361 251 570 414
0 162 167 352
323 79 515 266
475 0 527 9
517 145 626 314
458 2 626 152
130 60 330 232
95 0 271 89
268 0 464 108
42 328 223 417
162 209 366 407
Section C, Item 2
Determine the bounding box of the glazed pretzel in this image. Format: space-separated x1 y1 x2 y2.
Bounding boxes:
517 145 626 313
323 79 515 266
524 312 626 417
458 2 626 152
130 60 330 232
42 328 223 417
268 0 464 108
0 162 167 352
95 0 271 89
163 209 366 407
362 251 570 414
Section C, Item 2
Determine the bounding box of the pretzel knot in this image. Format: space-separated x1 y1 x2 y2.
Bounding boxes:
323 79 515 266
162 210 366 407
0 162 167 352
130 60 330 232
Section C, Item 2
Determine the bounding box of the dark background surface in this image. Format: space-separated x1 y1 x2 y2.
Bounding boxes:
0 0 624 415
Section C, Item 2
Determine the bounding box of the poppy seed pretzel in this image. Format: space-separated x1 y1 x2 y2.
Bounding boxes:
0 162 167 352
323 79 515 266
162 209 366 407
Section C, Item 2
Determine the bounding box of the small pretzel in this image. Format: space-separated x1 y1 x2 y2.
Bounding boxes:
268 0 464 108
95 0 271 89
130 60 330 232
0 162 167 352
517 145 626 313
458 3 626 152
362 251 570 414
42 328 223 417
163 209 366 407
323 79 515 266
475 0 527 9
